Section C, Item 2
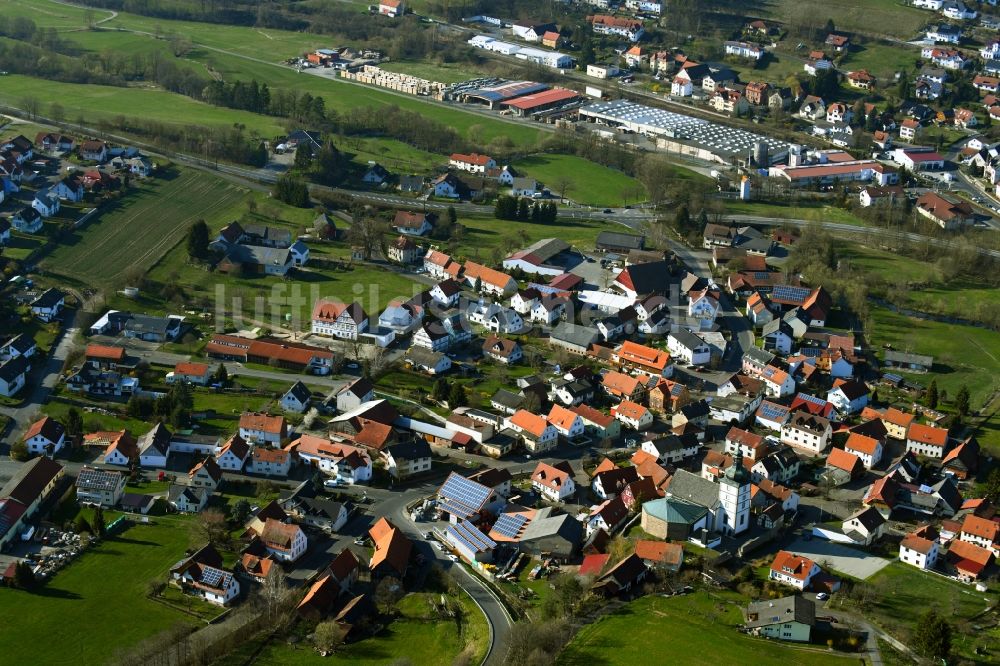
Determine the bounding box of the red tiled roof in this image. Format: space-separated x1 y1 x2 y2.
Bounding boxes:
239 412 287 435
907 423 948 447
86 344 126 361
770 550 817 581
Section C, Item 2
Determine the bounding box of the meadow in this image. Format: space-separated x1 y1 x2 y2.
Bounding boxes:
558 591 853 665
0 518 200 665
40 166 248 291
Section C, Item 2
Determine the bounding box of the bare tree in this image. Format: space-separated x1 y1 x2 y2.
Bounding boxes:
192 509 229 549
313 619 348 655
374 576 404 615
260 565 289 622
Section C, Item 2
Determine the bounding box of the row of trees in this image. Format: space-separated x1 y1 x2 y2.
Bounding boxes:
494 196 558 223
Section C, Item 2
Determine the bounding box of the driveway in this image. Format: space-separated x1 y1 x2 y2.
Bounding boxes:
784 537 891 580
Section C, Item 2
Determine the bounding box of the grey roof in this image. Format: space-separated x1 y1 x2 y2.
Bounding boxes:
491 389 524 410
596 230 645 251
284 381 312 404
743 346 775 366
671 328 708 351
884 350 933 367
745 595 816 629
31 288 65 310
664 470 720 509
225 244 291 267
761 319 792 337
168 485 208 504
844 506 886 532
124 314 178 337
137 422 171 457
519 507 583 543
642 496 709 525
679 400 710 420
385 439 432 462
511 177 537 191
3 333 36 355
550 322 599 349
0 356 27 383
405 346 449 368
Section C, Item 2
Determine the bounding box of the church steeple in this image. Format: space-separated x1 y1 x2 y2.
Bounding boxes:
724 449 750 485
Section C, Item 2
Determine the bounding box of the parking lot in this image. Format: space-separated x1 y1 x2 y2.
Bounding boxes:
784 536 892 580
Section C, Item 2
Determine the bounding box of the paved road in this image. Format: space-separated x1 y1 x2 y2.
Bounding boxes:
0 308 79 444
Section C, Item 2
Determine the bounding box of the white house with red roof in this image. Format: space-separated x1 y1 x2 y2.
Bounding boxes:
507 409 558 453
531 461 576 502
311 300 369 339
449 153 496 174
769 550 821 590
23 416 65 455
611 400 653 431
899 526 940 570
379 0 404 17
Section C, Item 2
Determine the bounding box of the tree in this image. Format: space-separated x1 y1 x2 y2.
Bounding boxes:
230 499 251 525
213 363 229 386
447 206 457 226
261 565 289 621
275 174 310 207
92 506 106 537
12 561 35 590
193 509 229 548
954 385 970 417
914 609 951 661
73 515 92 534
926 379 939 409
9 440 29 462
374 576 404 614
312 472 325 495
432 378 449 402
65 407 84 438
186 220 210 259
293 144 313 170
448 382 467 407
983 467 1000 502
313 619 348 655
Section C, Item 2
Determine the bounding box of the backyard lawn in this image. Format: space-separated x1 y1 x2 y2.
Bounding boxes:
723 200 869 226
453 214 611 261
559 592 853 665
0 518 200 665
217 591 489 665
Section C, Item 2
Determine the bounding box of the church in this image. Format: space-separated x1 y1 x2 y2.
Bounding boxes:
641 451 751 543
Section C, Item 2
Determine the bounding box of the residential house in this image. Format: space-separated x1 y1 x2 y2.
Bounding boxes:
0 457 64 549
612 400 653 431
843 506 887 545
393 211 435 236
569 404 621 441
744 596 816 642
248 447 292 477
336 377 375 413
483 335 522 364
369 517 412 578
168 361 212 386
899 527 940 570
75 467 126 507
916 192 974 229
449 153 496 173
259 518 308 562
216 435 250 472
531 461 576 502
382 439 433 479
189 458 224 491
781 413 832 454
168 485 210 513
31 188 60 217
280 381 312 414
906 423 949 459
239 412 288 447
844 433 883 469
508 409 559 453
30 288 65 322
23 416 65 456
827 379 869 414
311 300 369 340
769 551 821 590
387 235 420 264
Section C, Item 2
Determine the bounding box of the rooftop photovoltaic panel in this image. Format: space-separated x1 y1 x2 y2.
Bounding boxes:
199 566 228 588
437 473 492 518
758 402 789 419
795 393 826 407
883 373 903 383
492 512 529 539
448 520 497 554
770 285 811 304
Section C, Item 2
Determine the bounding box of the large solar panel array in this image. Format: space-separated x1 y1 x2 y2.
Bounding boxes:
758 401 789 420
492 512 529 539
437 472 492 520
771 285 811 304
447 520 496 555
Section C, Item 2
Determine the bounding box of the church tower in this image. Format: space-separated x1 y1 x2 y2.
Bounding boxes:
719 450 752 535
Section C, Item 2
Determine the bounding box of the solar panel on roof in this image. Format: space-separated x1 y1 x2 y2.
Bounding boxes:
493 513 528 538
883 373 903 383
200 567 225 587
771 285 811 303
758 403 788 419
438 473 492 516
796 393 826 407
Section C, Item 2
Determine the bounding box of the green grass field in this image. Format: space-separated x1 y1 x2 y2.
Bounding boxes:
854 563 996 662
41 167 248 290
764 0 928 41
217 591 489 665
0 74 287 137
559 592 853 665
724 200 869 226
868 307 1000 411
839 42 921 80
5 0 112 29
513 154 647 208
0 518 199 665
453 214 611 261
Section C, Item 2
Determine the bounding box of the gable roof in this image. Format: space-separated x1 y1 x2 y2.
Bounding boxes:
907 423 948 447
